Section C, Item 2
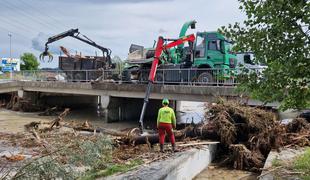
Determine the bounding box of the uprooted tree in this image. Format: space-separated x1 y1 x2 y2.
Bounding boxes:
220 0 310 110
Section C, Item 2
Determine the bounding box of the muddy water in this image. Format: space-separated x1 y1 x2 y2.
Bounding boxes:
0 109 52 133
0 108 136 133
194 165 258 180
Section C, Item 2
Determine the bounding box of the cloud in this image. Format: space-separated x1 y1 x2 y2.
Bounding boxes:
0 0 245 68
59 0 173 4
158 28 168 34
31 32 60 54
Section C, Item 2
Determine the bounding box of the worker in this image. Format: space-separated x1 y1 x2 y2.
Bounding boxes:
157 98 177 152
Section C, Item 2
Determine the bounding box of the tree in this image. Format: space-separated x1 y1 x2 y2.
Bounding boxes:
221 0 310 110
20 53 40 70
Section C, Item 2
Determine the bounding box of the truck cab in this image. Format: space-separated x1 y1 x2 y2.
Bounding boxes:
191 32 236 69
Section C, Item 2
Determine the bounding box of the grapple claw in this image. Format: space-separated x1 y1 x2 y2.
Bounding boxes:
39 51 53 62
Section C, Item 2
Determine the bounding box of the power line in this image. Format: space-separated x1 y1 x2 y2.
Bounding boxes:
0 0 79 51
0 0 62 32
0 16 36 35
38 0 75 25
0 26 31 42
19 0 71 29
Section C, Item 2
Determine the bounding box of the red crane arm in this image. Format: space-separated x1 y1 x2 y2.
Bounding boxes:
148 34 196 82
139 34 195 132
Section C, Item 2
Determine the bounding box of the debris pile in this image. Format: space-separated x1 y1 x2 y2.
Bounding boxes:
206 102 310 172
4 93 42 112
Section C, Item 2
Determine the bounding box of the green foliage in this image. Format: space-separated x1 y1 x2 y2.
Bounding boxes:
293 148 310 179
13 156 77 180
220 0 310 110
20 53 40 70
80 159 143 180
12 135 113 180
69 135 113 169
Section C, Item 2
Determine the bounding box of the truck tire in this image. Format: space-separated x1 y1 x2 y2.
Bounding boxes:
197 72 214 85
155 72 164 84
66 72 74 82
74 72 85 82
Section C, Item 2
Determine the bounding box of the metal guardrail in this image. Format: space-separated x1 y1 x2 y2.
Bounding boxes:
0 67 266 86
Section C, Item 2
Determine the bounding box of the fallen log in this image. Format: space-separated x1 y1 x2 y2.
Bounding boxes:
130 123 218 146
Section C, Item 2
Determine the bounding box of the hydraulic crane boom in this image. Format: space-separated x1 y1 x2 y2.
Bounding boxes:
40 28 112 66
139 34 196 132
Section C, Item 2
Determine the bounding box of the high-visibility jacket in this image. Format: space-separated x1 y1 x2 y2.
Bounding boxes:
157 106 176 127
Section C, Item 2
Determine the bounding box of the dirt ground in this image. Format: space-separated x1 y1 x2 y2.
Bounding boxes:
0 108 187 179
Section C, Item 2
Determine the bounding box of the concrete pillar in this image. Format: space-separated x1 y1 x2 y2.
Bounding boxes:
106 97 122 123
17 90 24 98
98 95 110 122
20 91 40 104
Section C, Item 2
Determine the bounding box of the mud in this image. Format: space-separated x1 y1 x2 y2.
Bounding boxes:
0 108 136 133
0 109 51 133
195 164 258 180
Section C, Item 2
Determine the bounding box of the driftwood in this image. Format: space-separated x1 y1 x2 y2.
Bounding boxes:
230 144 265 172
38 107 58 116
24 121 41 131
70 126 128 137
6 92 16 109
178 141 219 147
50 108 70 129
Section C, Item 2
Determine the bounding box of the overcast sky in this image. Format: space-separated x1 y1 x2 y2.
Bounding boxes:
0 0 245 68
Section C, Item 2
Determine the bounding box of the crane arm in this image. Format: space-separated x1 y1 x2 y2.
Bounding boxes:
139 34 196 133
45 29 78 46
40 28 111 64
148 34 196 82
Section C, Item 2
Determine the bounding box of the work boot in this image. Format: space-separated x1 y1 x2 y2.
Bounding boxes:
172 144 179 152
160 144 164 153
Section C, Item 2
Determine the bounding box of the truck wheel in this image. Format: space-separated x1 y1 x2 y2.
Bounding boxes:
121 69 131 82
74 73 85 82
66 73 74 82
155 72 164 84
197 72 214 85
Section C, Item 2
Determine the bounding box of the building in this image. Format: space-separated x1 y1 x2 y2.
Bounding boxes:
1 58 20 72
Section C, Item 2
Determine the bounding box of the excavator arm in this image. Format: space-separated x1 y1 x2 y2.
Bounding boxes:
139 34 196 133
40 29 112 66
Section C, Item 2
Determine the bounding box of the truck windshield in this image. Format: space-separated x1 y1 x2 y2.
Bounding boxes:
224 41 232 52
195 34 205 58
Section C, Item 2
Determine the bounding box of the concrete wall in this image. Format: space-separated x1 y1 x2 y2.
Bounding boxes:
106 143 218 180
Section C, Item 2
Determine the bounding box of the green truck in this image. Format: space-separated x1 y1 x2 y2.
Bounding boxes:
123 20 237 84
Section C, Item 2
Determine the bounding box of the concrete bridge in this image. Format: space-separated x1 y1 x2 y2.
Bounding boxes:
0 80 276 124
0 81 238 102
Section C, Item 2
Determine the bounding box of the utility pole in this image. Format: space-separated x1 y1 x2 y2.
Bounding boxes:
8 33 12 59
8 33 12 79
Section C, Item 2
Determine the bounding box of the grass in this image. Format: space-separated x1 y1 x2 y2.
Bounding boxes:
79 158 143 180
293 148 310 180
271 158 283 167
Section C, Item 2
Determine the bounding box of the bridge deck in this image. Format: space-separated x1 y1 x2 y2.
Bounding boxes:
0 81 238 102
